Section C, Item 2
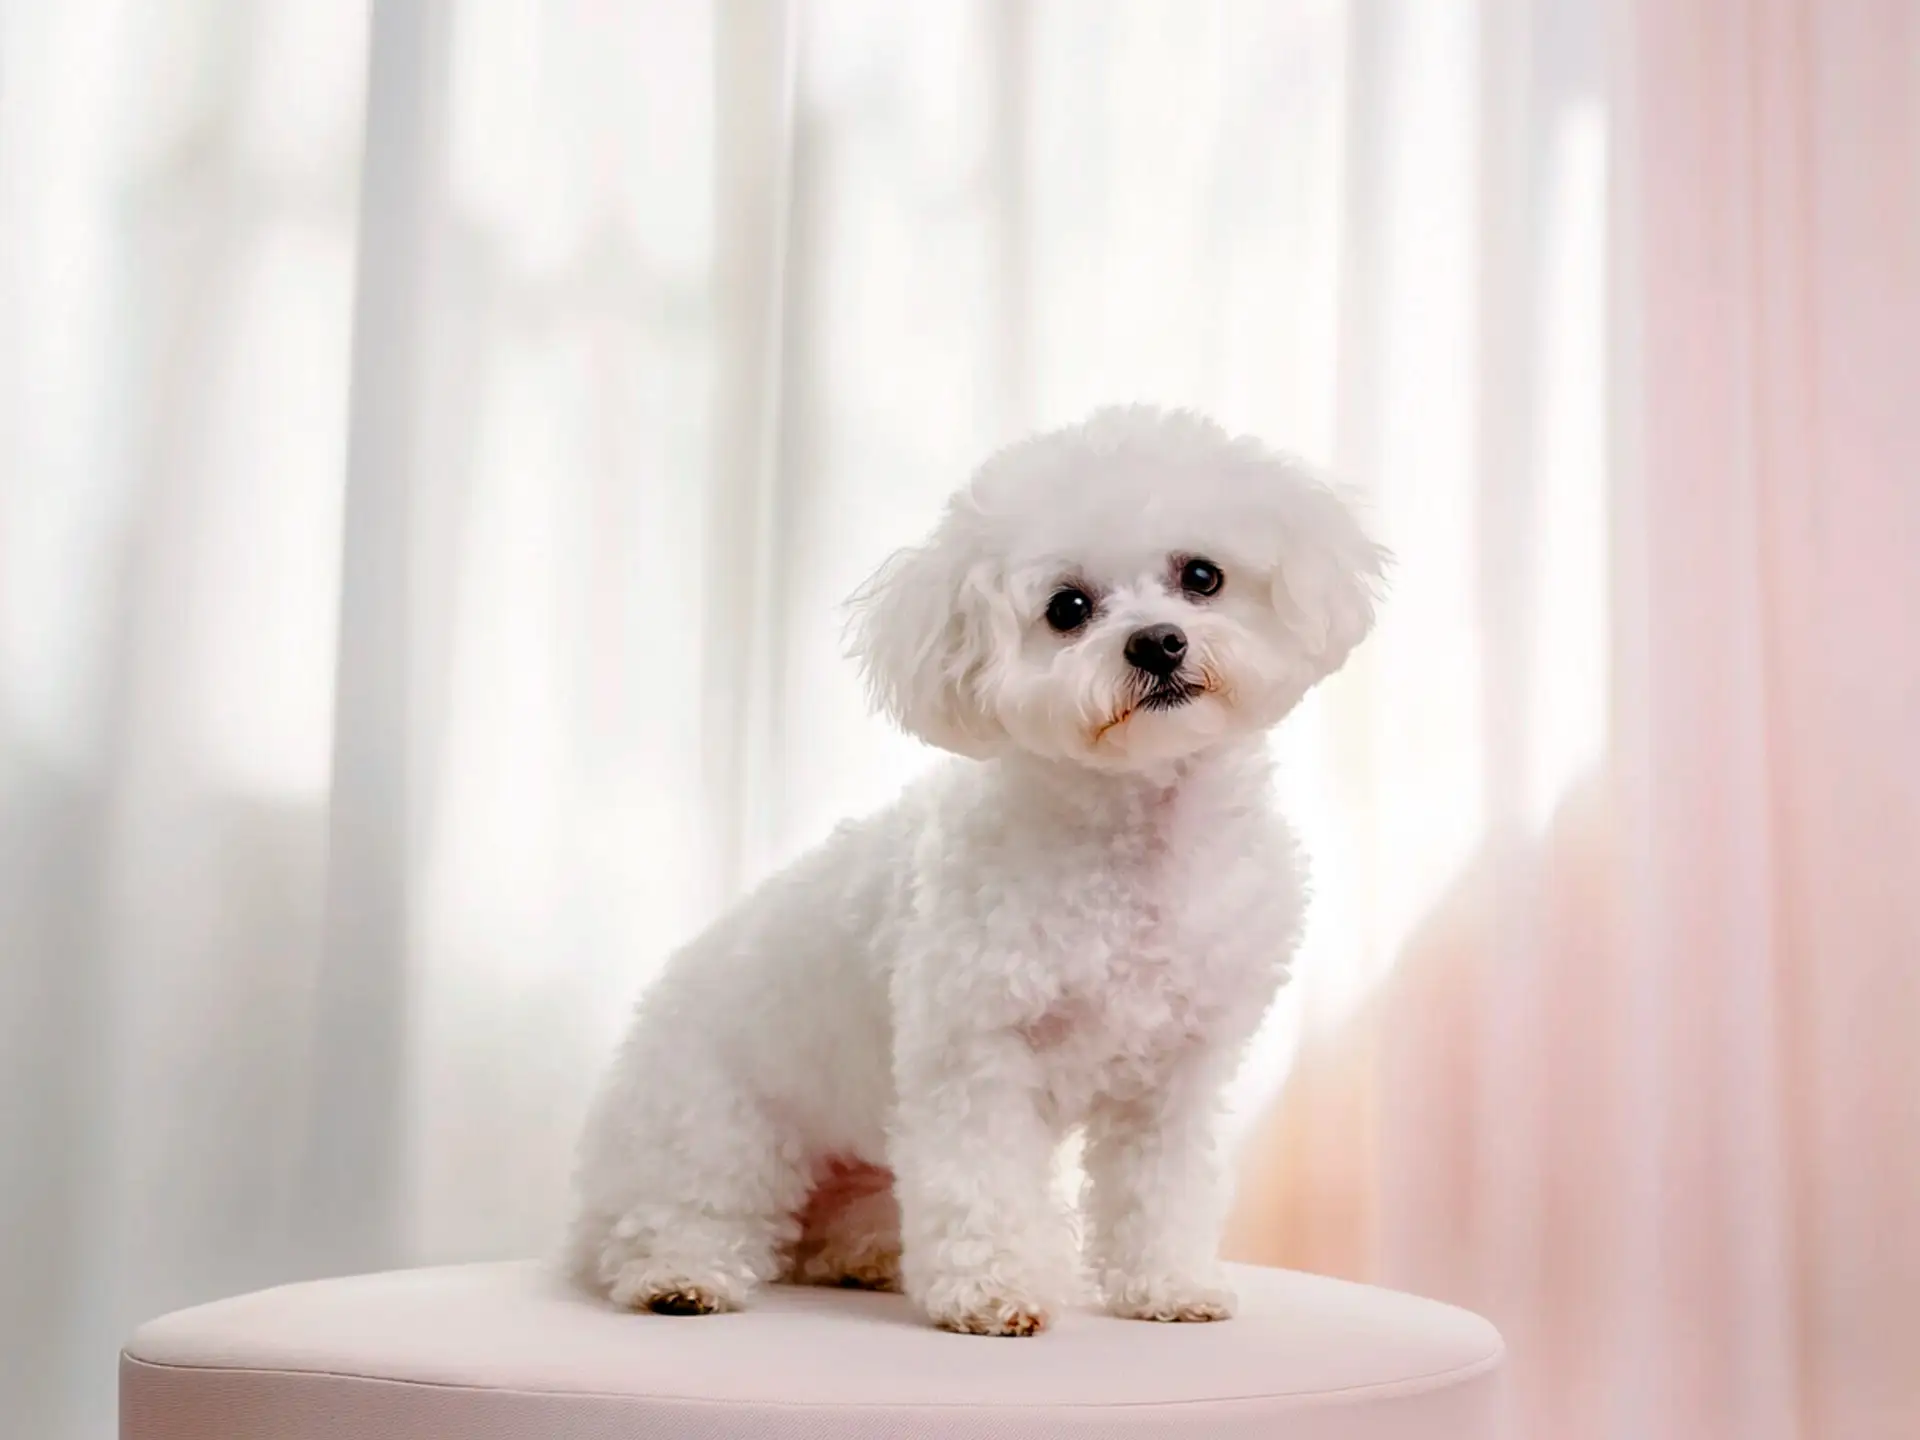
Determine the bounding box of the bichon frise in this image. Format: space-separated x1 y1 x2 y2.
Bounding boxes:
569 406 1386 1336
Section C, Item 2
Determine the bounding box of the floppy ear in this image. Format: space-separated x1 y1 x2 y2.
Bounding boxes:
844 524 1011 758
1268 476 1390 682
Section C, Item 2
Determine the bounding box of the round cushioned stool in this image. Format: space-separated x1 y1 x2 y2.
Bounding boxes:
122 1261 1504 1439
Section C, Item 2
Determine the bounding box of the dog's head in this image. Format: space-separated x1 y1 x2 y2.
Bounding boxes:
847 406 1388 771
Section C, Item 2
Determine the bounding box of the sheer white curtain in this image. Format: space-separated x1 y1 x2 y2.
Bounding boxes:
6 2 1915 1439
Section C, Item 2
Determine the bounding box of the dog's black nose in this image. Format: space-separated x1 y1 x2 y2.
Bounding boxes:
1124 623 1188 677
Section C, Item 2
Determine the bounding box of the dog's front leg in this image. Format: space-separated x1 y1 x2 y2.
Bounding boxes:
891 1027 1074 1337
1084 1057 1238 1322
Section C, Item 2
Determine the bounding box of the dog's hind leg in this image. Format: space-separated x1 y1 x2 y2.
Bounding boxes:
581 1079 811 1315
785 1158 901 1291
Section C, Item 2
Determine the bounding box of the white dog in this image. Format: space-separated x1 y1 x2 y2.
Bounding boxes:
569 406 1385 1336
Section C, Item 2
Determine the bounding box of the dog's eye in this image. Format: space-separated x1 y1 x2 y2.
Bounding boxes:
1179 558 1224 597
1044 588 1093 633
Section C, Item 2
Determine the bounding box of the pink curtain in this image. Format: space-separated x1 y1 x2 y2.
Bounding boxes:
1226 3 1920 1438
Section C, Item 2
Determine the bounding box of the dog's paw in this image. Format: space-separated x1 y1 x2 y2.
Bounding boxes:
607 1260 742 1316
1103 1272 1237 1323
792 1238 903 1292
637 1284 727 1316
934 1297 1050 1337
918 1276 1053 1337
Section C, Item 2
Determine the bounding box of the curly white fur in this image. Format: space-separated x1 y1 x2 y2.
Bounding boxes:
569 406 1387 1335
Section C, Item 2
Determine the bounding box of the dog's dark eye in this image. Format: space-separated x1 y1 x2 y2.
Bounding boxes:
1179 558 1224 597
1044 588 1093 633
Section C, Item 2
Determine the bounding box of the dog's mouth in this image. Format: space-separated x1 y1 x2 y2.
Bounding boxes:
1137 676 1201 712
1093 670 1215 743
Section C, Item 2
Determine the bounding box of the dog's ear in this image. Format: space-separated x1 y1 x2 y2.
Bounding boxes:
844 520 1011 757
1260 465 1390 684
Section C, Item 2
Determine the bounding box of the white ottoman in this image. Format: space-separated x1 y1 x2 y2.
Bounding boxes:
121 1261 1503 1438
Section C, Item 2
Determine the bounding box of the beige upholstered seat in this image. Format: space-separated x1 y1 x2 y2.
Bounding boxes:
121 1260 1503 1438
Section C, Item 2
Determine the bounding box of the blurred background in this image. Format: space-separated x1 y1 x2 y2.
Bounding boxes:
2 1 1915 1437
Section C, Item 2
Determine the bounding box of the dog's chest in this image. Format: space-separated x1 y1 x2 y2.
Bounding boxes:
1022 931 1210 1113
1017 802 1287 1114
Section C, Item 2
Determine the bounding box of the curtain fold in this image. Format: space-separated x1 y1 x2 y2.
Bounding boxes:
2 3 1915 1438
